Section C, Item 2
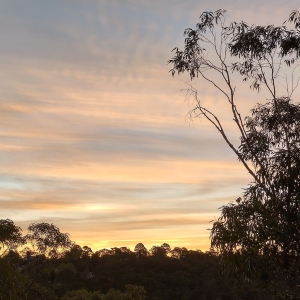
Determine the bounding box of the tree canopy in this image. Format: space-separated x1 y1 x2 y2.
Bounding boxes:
211 97 300 295
0 218 271 300
0 219 24 256
26 222 73 256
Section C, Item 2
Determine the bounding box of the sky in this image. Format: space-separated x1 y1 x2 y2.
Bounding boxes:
1 0 299 251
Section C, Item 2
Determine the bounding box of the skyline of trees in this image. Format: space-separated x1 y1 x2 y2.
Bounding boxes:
0 218 270 299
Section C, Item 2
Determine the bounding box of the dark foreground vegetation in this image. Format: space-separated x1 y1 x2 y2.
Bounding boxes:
0 219 269 300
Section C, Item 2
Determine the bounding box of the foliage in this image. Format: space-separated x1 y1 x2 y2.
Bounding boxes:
60 285 145 300
61 289 102 300
134 243 148 257
169 8 300 298
26 222 73 255
57 262 77 274
211 97 300 296
123 284 146 300
0 219 25 256
170 247 188 260
149 244 171 258
0 219 270 299
0 257 25 300
0 257 57 300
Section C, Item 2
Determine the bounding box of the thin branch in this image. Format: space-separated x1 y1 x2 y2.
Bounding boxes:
258 60 275 98
290 64 300 97
198 69 231 102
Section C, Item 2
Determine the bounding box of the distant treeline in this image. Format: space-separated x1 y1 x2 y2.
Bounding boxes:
0 219 270 300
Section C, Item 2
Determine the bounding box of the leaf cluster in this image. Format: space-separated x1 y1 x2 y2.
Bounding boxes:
26 222 73 255
0 219 25 256
169 9 300 93
211 98 300 297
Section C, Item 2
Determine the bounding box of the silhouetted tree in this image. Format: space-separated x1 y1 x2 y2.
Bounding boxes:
211 97 300 296
150 245 167 258
169 9 300 298
169 9 300 189
64 244 83 262
171 247 188 260
82 246 93 259
160 243 171 255
0 219 24 256
26 222 72 256
0 218 271 300
134 243 148 258
97 248 113 257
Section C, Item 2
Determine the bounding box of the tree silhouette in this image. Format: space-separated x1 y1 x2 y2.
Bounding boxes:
150 245 168 258
211 97 300 296
0 218 271 299
169 9 300 297
0 219 25 256
171 247 188 260
161 243 171 255
26 222 73 256
169 9 300 190
134 243 148 258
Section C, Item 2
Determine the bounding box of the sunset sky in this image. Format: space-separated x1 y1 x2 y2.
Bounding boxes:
1 0 299 251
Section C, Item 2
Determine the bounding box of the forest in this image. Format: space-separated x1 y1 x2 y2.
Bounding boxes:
0 218 269 300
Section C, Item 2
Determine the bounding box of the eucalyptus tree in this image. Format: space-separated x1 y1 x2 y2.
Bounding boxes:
169 9 300 297
0 219 25 256
26 222 72 256
134 243 148 257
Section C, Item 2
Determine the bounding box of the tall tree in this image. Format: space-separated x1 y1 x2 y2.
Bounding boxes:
134 243 148 258
169 9 300 190
210 97 300 296
169 9 300 297
26 222 73 256
0 219 24 256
